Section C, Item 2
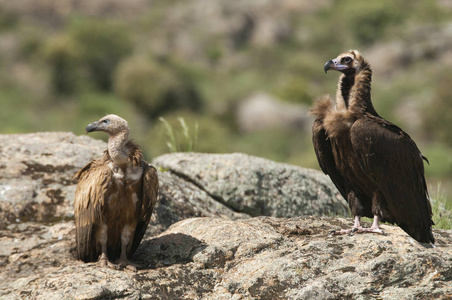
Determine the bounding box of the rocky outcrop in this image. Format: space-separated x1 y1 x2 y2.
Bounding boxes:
1 217 451 299
0 133 344 235
148 170 248 238
0 132 105 227
154 152 348 218
1 132 450 300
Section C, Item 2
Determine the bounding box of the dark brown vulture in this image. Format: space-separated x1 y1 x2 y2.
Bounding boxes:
73 114 159 269
310 50 434 244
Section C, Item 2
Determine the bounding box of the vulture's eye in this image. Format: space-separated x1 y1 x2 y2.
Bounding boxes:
343 57 352 63
102 119 110 124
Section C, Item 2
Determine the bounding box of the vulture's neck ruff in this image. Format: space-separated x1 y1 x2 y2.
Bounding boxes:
338 60 378 117
108 130 130 166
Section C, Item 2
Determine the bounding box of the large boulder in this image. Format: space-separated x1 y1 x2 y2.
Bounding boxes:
0 132 105 228
147 170 248 237
153 152 349 218
1 216 451 299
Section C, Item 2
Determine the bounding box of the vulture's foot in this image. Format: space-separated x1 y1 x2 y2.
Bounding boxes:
114 258 139 272
98 253 117 269
328 216 385 237
328 226 385 237
328 227 362 237
355 226 386 235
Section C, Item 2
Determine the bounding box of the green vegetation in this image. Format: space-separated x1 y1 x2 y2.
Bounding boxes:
114 57 203 118
159 117 198 153
431 184 452 230
0 0 451 209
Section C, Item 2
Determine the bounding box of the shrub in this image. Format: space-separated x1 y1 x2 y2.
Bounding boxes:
275 75 312 105
68 18 133 91
114 56 203 118
342 0 402 45
0 8 18 31
424 73 452 148
43 35 80 94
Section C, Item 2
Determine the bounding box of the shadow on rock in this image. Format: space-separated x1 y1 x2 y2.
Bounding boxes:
134 233 206 269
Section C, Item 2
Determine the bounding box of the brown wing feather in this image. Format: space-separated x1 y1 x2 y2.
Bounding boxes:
73 158 113 262
311 96 347 199
312 119 347 200
350 118 434 243
128 162 159 257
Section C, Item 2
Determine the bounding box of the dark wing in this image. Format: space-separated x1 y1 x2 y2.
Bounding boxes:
73 160 113 262
128 163 159 257
350 117 434 243
312 118 347 200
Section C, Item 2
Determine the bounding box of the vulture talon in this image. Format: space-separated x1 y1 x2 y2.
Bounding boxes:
126 264 138 272
328 228 343 237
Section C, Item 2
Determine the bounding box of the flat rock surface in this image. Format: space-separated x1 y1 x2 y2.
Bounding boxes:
1 217 451 299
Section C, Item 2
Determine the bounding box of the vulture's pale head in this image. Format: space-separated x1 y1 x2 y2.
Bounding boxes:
86 114 129 136
324 50 366 76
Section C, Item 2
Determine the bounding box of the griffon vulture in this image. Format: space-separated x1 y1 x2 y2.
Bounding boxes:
310 50 434 244
74 114 159 269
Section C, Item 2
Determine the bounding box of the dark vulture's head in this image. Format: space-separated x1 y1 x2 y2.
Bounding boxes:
324 50 367 76
86 114 129 136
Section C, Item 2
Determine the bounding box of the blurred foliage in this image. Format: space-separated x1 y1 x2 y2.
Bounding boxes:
335 0 402 46
41 18 133 93
43 35 81 94
0 0 451 206
275 75 312 105
424 144 452 179
0 8 18 31
431 184 452 230
424 73 452 148
114 56 203 118
69 18 133 91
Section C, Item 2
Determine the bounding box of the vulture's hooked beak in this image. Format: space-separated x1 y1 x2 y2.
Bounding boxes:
86 121 99 133
324 60 335 73
324 58 348 73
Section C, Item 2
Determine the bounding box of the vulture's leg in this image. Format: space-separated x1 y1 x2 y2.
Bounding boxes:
116 224 138 271
353 215 363 229
98 223 111 267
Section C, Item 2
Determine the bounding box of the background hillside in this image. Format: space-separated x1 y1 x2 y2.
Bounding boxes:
0 0 451 205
